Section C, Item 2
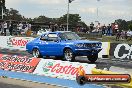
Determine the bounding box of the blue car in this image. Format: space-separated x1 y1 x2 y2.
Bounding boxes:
26 31 102 63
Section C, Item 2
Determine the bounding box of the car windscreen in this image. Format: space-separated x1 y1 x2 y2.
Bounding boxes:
60 32 81 40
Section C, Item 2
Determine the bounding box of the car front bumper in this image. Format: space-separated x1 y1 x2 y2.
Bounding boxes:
74 48 102 56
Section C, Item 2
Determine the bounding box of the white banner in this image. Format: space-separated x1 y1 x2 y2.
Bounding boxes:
33 59 96 80
0 36 34 50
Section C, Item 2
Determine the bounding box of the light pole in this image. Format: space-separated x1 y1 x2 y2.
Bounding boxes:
96 0 100 23
1 6 3 19
67 0 70 31
67 0 74 31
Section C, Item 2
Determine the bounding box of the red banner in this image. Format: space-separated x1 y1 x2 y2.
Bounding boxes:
0 54 40 73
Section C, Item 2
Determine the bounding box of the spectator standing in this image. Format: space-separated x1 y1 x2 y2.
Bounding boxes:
126 29 132 40
24 23 27 32
3 21 7 36
96 23 101 34
76 27 80 33
120 30 125 40
27 23 31 30
25 22 32 36
0 22 2 31
107 24 111 36
0 22 4 35
116 30 121 41
18 22 23 35
111 23 115 35
114 23 119 34
9 22 13 36
102 24 106 35
90 22 94 32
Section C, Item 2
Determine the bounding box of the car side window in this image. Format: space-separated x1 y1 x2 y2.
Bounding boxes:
47 33 58 41
59 33 66 40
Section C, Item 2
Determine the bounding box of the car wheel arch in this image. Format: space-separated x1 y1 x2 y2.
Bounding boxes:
32 46 40 53
63 47 73 53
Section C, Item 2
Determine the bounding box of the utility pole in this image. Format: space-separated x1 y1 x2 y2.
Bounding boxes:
67 0 74 31
1 6 3 19
67 0 70 31
96 0 100 23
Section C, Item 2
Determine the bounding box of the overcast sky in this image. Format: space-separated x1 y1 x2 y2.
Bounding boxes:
6 0 132 25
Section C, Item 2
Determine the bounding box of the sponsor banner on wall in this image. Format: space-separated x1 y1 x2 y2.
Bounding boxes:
0 36 10 48
110 43 132 60
7 37 34 50
0 54 40 73
33 59 96 80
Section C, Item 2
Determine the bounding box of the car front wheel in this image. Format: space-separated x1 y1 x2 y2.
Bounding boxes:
32 48 42 58
64 49 75 62
87 54 98 63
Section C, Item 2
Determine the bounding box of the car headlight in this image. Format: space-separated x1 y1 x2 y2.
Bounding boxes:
97 43 102 47
75 43 84 48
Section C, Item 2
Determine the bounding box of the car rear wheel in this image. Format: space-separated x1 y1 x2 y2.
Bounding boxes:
32 48 42 58
64 49 75 62
87 54 98 63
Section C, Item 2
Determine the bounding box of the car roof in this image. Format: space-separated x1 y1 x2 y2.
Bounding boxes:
41 31 73 36
48 31 72 34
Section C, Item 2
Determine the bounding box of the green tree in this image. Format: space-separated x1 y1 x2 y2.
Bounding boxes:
128 24 132 31
33 15 50 22
115 19 128 31
5 8 23 21
58 14 81 27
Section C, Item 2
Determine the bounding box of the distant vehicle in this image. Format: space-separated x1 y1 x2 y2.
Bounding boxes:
26 31 102 63
37 29 51 36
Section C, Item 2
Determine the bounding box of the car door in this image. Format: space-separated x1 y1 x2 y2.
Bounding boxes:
45 33 63 56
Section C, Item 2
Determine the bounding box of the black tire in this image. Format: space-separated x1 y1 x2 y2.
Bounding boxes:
87 54 98 63
76 76 86 85
32 48 42 58
63 49 75 62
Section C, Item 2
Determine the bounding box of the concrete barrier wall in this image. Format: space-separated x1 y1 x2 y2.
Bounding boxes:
33 59 96 80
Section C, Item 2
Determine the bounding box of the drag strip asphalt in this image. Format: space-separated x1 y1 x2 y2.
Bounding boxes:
0 48 132 71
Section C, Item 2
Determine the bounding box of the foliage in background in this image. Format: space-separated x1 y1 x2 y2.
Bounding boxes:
128 23 132 31
5 8 23 21
1 7 132 32
115 19 132 31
